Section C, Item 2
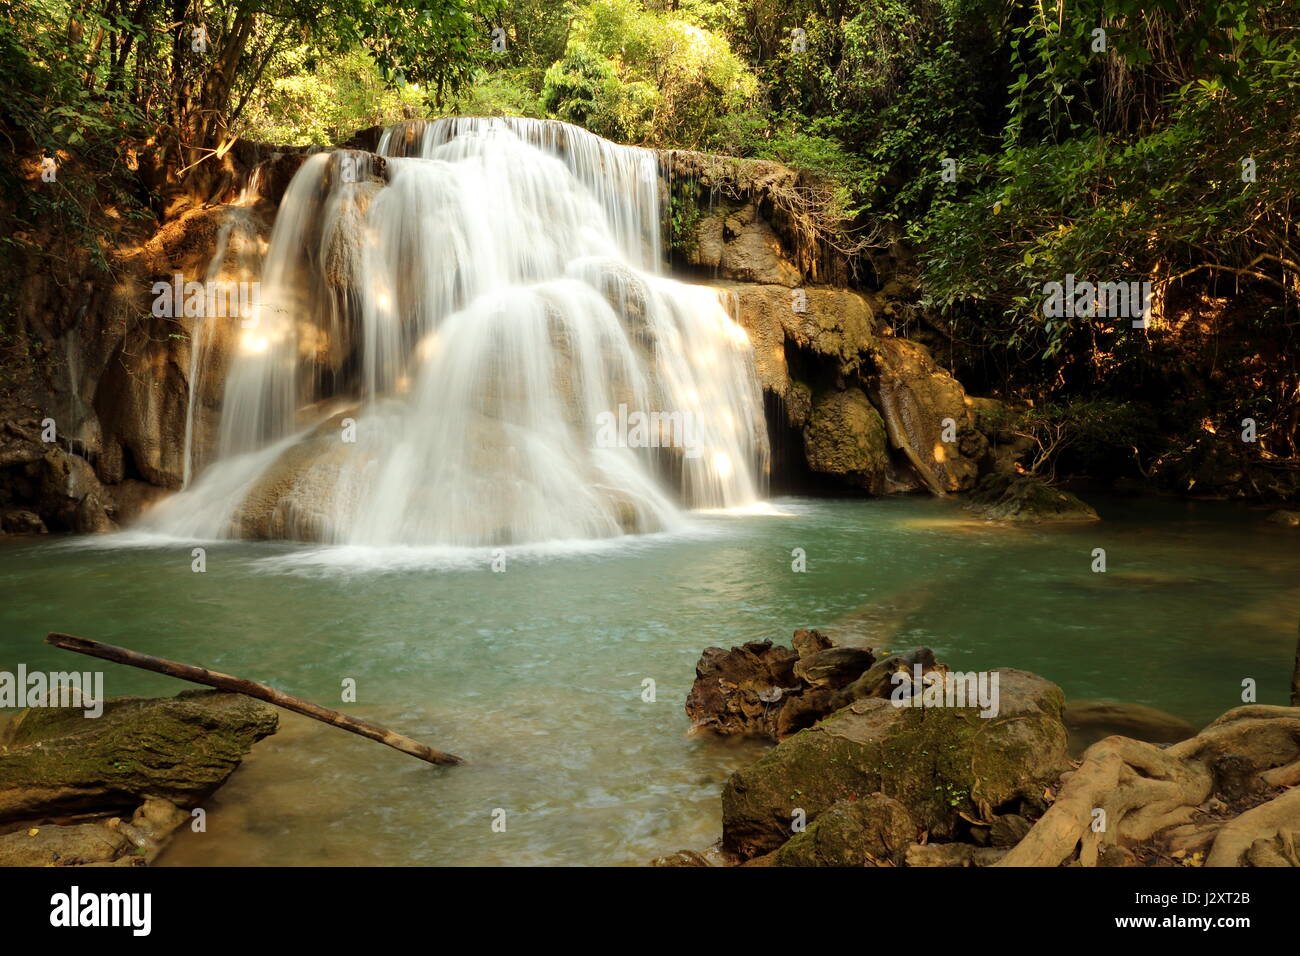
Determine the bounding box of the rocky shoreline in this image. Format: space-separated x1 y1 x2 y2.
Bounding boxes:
656 630 1300 867
0 690 276 866
1 632 1296 867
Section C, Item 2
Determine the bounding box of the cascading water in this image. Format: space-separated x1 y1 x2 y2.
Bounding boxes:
146 118 769 547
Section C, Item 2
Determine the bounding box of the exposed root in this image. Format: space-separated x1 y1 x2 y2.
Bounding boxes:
995 706 1300 867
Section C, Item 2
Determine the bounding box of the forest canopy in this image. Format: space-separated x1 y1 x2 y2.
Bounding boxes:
2 0 1297 479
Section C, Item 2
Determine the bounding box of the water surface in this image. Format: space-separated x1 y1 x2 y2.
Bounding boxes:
1 494 1296 865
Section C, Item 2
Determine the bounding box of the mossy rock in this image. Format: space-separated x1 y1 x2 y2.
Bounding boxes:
771 794 916 867
0 690 278 822
721 668 1069 859
802 387 890 493
966 472 1099 522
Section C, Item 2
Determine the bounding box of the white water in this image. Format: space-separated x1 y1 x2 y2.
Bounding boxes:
147 118 769 547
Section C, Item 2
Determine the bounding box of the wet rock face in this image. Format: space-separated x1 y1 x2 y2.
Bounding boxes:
714 279 990 496
869 337 985 494
0 690 278 821
689 204 803 287
720 281 876 403
1 190 272 534
719 668 1070 859
802 387 890 494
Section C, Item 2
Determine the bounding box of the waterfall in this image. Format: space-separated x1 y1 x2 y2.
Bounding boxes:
147 118 769 547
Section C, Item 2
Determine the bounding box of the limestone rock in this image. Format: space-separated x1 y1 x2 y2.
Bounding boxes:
718 282 876 399
1 509 47 534
966 473 1099 522
771 794 916 867
720 668 1070 859
0 690 278 821
869 337 984 494
0 797 188 867
802 387 890 493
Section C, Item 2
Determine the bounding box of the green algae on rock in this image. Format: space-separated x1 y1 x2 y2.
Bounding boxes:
965 472 1099 522
720 668 1070 859
0 689 278 821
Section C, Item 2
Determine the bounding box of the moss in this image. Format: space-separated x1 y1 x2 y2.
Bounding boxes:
0 690 278 821
967 472 1099 522
802 387 890 493
721 670 1069 859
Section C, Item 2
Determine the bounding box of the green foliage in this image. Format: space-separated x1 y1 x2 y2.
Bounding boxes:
539 0 757 149
1010 400 1159 479
235 47 428 145
541 42 656 142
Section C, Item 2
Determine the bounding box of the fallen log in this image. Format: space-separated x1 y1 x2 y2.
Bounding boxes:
45 632 464 766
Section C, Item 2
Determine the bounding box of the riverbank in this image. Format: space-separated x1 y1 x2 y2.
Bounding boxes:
658 630 1300 866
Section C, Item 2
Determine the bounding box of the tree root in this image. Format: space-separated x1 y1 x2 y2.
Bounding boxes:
1205 787 1300 866
995 706 1300 867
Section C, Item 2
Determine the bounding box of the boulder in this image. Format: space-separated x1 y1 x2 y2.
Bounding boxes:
684 640 800 739
37 447 116 533
0 797 188 867
869 337 984 494
720 668 1070 858
1063 699 1196 754
1 509 47 534
802 387 891 494
0 690 278 821
965 472 1099 522
771 794 916 867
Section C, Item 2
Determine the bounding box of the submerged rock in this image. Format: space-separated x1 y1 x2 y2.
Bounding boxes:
720 668 1070 859
965 472 1099 522
0 690 278 821
1063 699 1196 754
0 797 188 867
